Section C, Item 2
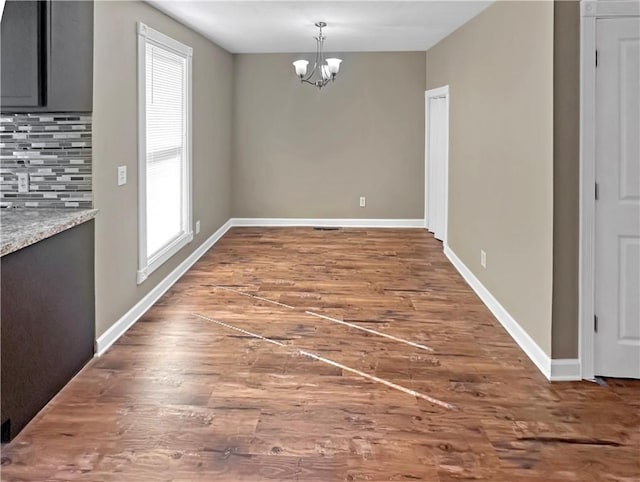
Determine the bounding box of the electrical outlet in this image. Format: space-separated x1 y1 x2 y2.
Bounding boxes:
17 172 29 193
359 196 366 208
117 166 127 186
480 249 487 268
195 220 201 234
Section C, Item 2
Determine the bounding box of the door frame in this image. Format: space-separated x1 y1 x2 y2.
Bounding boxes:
579 0 640 380
424 85 450 245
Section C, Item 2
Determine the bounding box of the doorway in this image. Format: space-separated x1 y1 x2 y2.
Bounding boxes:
581 3 640 379
425 86 449 243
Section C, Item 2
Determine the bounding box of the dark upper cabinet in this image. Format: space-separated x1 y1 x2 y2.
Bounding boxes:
0 0 94 113
0 1 47 108
48 0 94 112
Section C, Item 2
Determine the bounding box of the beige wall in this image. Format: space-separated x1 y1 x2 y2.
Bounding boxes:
425 1 555 355
93 1 233 337
232 52 425 219
552 0 580 359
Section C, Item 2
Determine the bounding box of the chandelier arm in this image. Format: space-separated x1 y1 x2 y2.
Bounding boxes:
302 35 322 83
319 32 329 82
302 66 315 83
302 55 317 83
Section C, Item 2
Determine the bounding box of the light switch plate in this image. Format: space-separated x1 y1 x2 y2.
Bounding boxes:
117 166 127 186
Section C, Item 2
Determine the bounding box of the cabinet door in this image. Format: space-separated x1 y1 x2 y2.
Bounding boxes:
0 0 47 108
48 0 94 112
0 221 95 441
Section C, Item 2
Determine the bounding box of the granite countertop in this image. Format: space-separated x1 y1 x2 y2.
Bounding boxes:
0 208 98 257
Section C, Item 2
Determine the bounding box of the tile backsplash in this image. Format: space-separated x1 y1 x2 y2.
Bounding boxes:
0 113 92 208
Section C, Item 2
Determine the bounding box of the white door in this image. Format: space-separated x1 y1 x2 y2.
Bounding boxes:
425 88 449 242
594 17 640 378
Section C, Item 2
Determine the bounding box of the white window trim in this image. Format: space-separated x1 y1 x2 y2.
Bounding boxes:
136 22 193 285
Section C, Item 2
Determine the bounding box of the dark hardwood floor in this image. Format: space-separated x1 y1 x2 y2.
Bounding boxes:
2 228 639 481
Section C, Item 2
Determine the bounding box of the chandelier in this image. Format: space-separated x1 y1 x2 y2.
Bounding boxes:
292 22 342 89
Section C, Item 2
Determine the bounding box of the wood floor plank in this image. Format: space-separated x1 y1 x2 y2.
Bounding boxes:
1 227 638 481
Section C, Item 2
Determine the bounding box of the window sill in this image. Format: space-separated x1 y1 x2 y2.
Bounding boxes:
137 230 193 285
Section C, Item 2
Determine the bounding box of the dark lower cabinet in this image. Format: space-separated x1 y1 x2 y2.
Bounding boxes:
1 220 95 441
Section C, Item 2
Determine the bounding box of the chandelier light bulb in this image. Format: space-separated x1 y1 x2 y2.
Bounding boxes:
326 58 342 75
292 60 309 78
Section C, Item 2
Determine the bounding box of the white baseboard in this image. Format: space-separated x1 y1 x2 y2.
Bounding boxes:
443 245 581 381
230 218 425 228
95 219 233 356
550 359 582 381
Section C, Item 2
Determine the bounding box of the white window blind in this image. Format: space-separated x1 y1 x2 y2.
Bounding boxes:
146 43 185 257
137 23 192 284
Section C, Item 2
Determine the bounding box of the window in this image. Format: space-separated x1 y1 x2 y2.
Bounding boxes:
137 23 192 284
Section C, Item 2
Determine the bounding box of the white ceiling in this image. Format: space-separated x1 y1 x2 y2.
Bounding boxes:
146 1 493 54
